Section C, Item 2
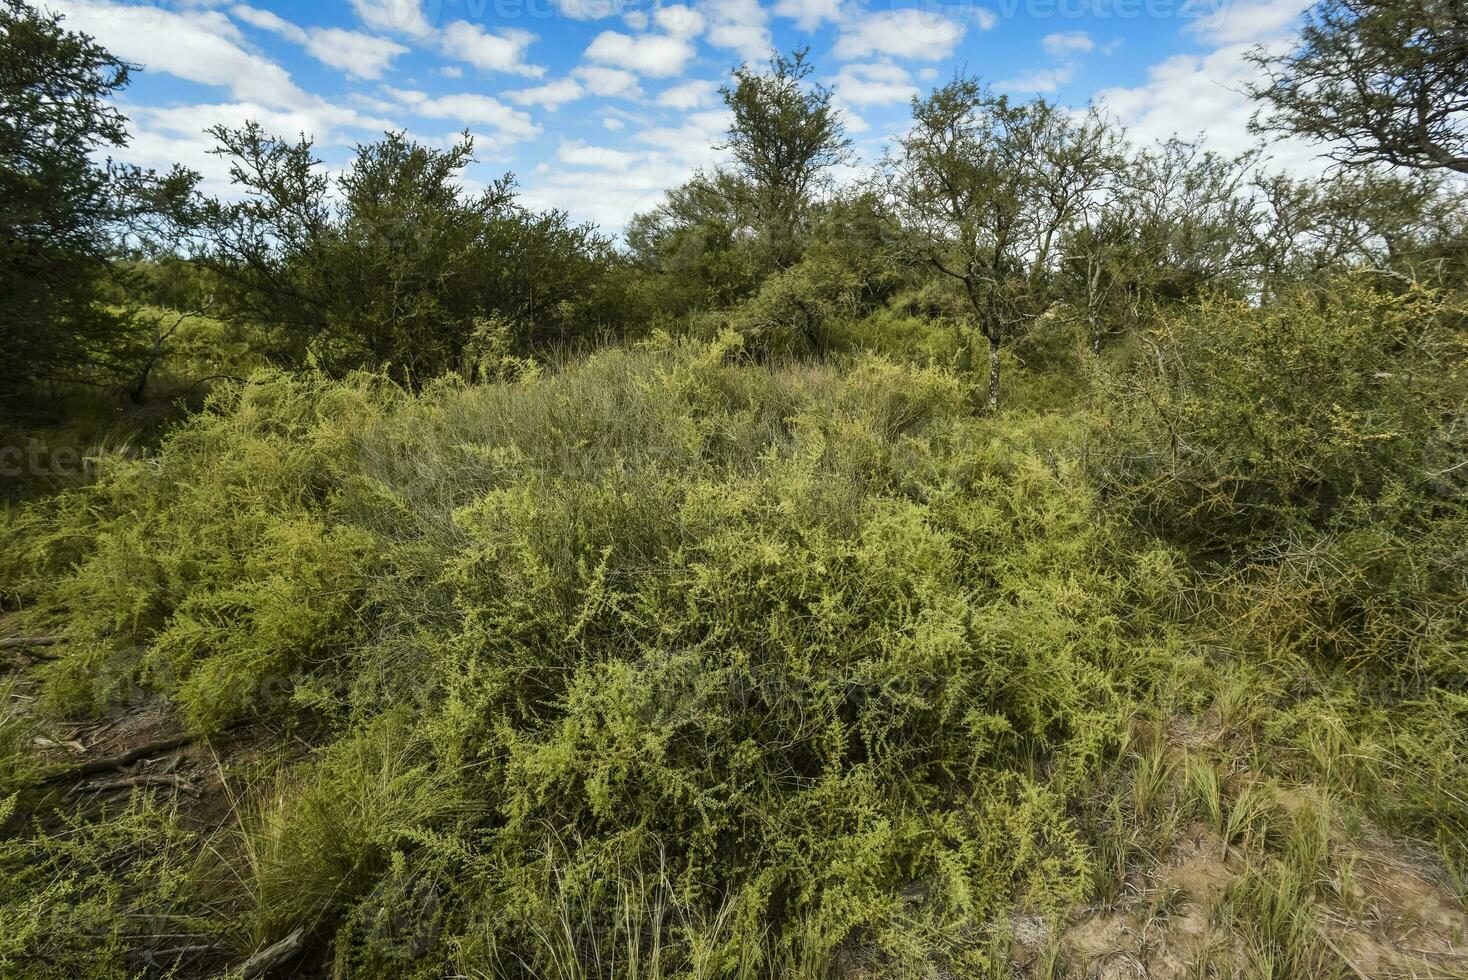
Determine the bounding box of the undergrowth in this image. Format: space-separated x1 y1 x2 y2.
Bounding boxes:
1 278 1464 976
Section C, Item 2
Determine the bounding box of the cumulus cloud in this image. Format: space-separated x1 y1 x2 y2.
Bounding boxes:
703 0 771 61
507 76 586 109
231 7 408 80
349 0 435 39
1185 0 1313 45
573 65 644 98
555 0 628 20
558 139 638 170
438 21 543 76
1095 40 1320 173
1042 30 1093 57
584 30 695 77
385 87 541 139
518 110 734 229
999 64 1075 93
635 109 733 163
46 0 311 110
831 62 917 106
655 4 705 37
774 0 843 31
656 78 720 109
834 8 973 61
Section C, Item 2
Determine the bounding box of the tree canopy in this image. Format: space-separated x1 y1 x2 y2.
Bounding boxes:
1250 0 1468 173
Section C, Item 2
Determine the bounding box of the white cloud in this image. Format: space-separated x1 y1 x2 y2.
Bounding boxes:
831 62 916 106
385 87 541 139
438 21 543 76
229 5 303 40
654 4 705 37
558 139 638 170
656 78 720 109
520 156 692 230
703 0 771 61
507 76 586 109
603 116 626 131
774 0 843 31
835 101 870 133
306 28 410 80
635 109 732 163
46 0 311 110
834 8 972 61
555 0 627 20
1042 30 1093 57
232 8 410 80
573 65 643 98
442 65 463 78
1186 0 1312 45
584 30 695 77
522 120 736 229
1096 41 1320 173
349 0 435 39
1000 64 1075 93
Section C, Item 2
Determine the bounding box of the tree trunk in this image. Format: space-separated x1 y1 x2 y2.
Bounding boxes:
986 336 1001 414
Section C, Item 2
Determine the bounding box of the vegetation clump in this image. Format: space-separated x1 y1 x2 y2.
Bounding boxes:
1 0 1466 975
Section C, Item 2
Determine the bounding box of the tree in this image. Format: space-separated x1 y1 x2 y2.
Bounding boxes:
1247 166 1460 293
720 47 851 270
193 125 615 381
0 0 194 397
1060 139 1257 348
888 78 1118 410
1249 0 1468 173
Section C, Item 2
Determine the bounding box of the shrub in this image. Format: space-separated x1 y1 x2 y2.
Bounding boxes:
1096 277 1467 547
2 338 1190 972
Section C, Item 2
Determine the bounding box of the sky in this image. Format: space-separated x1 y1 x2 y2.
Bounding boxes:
41 0 1322 233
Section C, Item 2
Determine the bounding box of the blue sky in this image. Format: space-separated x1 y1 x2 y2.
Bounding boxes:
43 0 1318 231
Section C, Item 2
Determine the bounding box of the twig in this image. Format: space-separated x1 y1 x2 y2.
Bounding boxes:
0 635 61 650
43 732 196 783
83 773 200 796
235 926 308 978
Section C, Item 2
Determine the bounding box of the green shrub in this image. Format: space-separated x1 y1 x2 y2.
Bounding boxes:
1096 277 1466 547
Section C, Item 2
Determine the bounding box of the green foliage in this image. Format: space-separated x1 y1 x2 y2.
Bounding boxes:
1249 0 1468 174
0 794 219 978
0 0 195 396
1098 277 1467 546
0 338 1203 972
887 78 1120 409
195 126 617 381
719 47 851 269
238 713 455 946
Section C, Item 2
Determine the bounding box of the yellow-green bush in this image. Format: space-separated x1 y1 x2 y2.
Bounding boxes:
6 314 1462 975
0 335 1191 974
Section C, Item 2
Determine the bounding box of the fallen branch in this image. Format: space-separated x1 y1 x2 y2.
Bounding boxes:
84 773 200 796
0 635 61 650
43 732 196 783
236 926 307 978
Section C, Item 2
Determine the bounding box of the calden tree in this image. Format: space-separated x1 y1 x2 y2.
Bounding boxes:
1249 0 1468 174
720 47 851 271
887 77 1118 411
